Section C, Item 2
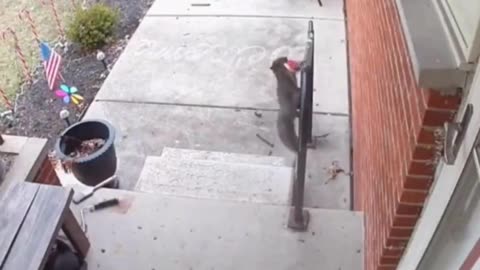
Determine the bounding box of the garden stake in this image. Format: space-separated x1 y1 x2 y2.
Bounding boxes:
40 0 65 38
60 109 71 126
0 86 13 111
96 50 108 70
1 28 32 83
18 9 40 45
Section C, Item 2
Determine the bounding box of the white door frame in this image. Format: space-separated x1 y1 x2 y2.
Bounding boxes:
397 64 480 269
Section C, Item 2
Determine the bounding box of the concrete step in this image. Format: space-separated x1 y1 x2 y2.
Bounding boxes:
161 147 287 167
135 155 293 205
75 188 364 270
147 0 345 20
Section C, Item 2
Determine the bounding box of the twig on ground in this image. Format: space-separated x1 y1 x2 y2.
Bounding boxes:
256 133 274 148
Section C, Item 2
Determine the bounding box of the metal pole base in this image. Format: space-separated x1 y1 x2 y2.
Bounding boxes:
287 207 310 231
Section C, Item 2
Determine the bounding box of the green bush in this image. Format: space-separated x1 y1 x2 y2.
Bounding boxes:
67 4 119 50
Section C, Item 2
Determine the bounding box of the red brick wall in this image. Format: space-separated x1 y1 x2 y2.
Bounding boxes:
346 0 462 269
33 157 61 186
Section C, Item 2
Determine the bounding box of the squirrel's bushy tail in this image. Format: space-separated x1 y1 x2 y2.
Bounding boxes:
277 113 298 152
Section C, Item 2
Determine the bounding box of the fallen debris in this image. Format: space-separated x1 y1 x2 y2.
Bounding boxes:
191 3 211 6
256 133 274 148
69 138 106 159
81 198 120 232
324 161 350 184
314 133 330 139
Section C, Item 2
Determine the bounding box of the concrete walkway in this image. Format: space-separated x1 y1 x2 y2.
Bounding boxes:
84 0 350 210
76 189 363 270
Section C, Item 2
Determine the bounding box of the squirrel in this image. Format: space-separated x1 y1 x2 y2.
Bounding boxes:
270 57 301 153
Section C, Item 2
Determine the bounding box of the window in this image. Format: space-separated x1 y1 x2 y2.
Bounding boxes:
416 148 480 270
395 0 480 90
437 0 480 63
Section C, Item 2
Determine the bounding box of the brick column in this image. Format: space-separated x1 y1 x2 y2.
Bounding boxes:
345 0 462 269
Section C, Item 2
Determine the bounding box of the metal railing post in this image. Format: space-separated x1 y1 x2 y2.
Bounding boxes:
306 21 314 145
288 21 314 231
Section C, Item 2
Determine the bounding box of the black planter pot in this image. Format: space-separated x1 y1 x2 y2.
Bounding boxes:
55 119 117 186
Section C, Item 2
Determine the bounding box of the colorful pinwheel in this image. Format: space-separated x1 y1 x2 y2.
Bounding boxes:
55 84 84 105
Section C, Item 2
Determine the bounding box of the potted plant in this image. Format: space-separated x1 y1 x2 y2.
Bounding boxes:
55 119 117 186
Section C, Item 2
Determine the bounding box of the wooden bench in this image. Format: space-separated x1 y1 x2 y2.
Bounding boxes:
0 182 90 269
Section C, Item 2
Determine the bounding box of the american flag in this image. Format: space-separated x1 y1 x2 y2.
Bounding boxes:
40 42 62 90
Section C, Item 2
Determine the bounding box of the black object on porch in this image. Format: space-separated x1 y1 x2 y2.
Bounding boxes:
55 119 117 187
288 20 314 231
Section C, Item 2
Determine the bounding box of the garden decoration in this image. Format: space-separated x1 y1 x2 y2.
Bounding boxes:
0 86 13 112
96 50 108 70
1 28 32 83
18 9 40 45
40 0 65 38
56 84 84 106
40 42 63 90
60 109 71 126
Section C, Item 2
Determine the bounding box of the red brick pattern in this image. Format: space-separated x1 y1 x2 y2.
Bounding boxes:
33 157 61 186
346 0 462 269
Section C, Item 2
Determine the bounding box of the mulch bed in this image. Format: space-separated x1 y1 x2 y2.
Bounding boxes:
2 0 154 144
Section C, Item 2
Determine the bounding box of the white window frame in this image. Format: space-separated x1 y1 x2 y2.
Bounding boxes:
397 63 480 269
395 0 480 90
435 0 480 64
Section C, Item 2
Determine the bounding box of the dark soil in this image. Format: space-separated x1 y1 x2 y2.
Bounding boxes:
2 0 154 143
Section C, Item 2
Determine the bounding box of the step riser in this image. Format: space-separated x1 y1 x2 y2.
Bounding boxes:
136 156 293 205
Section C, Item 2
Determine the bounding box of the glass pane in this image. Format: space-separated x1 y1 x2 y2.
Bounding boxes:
445 0 480 47
418 148 480 269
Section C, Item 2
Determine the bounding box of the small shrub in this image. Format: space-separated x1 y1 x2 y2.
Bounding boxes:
67 4 119 50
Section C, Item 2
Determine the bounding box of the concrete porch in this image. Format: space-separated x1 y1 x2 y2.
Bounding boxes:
83 0 350 210
72 188 363 270
59 0 363 269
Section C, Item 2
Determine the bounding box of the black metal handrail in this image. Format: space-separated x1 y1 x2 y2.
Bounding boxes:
288 21 314 231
